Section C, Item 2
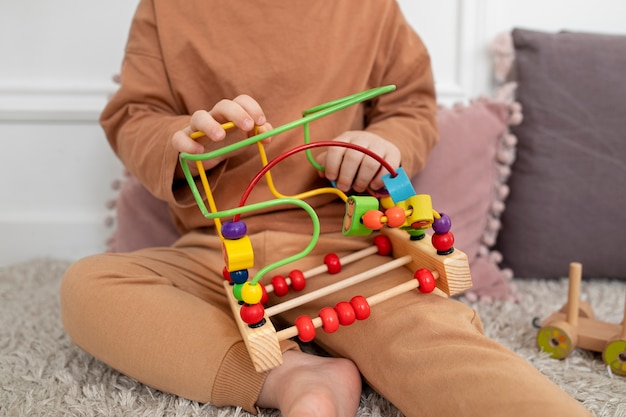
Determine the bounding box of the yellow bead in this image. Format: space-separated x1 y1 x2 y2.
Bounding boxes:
222 235 254 271
241 282 263 305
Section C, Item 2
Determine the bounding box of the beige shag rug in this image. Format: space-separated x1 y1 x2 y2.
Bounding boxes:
1 259 626 416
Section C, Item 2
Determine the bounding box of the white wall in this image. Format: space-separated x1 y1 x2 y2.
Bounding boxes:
1 0 625 266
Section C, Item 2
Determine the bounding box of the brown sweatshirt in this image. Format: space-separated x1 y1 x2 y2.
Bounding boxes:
100 0 438 236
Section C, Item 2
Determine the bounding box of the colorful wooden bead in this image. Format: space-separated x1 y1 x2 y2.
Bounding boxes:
288 269 306 291
260 283 269 305
342 195 379 236
431 231 455 255
319 307 340 333
222 235 254 271
295 315 316 342
432 213 452 234
240 303 265 326
350 295 371 320
335 301 356 326
221 221 247 240
381 167 416 204
362 210 385 230
222 266 233 283
271 275 289 297
384 206 406 228
372 234 392 256
324 253 342 274
232 283 244 301
404 194 434 229
241 282 263 305
414 268 436 293
229 269 249 284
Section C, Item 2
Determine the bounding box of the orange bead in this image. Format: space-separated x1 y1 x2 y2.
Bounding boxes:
362 210 385 230
384 206 406 228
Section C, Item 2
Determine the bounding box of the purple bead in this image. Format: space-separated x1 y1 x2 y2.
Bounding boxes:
222 221 247 239
432 213 452 234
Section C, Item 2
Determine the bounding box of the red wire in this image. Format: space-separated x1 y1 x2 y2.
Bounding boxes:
233 141 398 222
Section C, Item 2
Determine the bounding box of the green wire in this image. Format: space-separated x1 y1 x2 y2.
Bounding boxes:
178 85 396 282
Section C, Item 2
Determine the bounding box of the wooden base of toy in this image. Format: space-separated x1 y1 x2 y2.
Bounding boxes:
226 227 472 372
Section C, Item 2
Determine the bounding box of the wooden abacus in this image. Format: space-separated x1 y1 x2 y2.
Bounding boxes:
179 86 473 372
225 227 472 372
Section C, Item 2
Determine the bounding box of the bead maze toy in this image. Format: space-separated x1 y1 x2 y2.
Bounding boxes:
179 85 473 372
536 262 626 376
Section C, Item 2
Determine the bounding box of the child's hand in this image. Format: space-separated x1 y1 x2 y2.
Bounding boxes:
172 95 272 174
316 131 401 193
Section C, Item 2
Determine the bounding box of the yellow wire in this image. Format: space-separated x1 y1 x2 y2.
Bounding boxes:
190 122 237 238
256 141 348 202
190 121 236 139
196 160 223 237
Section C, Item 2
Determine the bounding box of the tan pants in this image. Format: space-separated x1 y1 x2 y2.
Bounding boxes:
60 231 591 416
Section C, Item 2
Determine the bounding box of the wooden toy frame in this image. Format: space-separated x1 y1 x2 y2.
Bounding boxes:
179 86 473 372
537 262 626 376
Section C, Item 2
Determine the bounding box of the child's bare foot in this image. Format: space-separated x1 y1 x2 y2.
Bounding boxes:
257 350 362 417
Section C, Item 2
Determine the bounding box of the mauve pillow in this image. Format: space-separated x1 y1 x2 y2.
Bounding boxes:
496 28 626 279
412 98 519 300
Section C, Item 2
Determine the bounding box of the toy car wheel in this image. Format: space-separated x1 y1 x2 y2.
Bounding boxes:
603 339 626 376
536 321 577 359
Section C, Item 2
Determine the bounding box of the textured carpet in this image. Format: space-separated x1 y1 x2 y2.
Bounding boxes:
1 259 626 416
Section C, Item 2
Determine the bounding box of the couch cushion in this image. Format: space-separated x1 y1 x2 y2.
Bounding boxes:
412 98 519 300
496 28 626 279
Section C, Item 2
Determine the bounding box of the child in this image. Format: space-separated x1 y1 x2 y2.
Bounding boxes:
60 1 593 416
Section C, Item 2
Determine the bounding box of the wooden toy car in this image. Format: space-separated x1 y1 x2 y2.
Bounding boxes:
536 262 626 375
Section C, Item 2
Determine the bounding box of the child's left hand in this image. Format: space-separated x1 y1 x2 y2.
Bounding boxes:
315 131 401 193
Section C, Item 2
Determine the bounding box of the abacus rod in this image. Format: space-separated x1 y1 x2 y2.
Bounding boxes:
265 245 382 293
265 255 412 317
276 271 441 341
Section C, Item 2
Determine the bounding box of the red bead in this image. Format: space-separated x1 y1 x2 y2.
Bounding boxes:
324 253 342 274
350 295 371 320
271 275 289 297
335 301 356 326
240 303 265 325
373 234 392 256
289 269 306 291
362 210 385 230
222 266 233 283
319 307 340 333
384 206 406 228
295 315 316 342
431 231 455 254
414 268 436 293
260 283 269 305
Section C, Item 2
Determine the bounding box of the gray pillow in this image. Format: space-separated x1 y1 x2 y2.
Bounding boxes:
496 28 626 279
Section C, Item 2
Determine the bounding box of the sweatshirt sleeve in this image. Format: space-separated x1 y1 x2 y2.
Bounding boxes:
364 2 438 178
100 0 188 203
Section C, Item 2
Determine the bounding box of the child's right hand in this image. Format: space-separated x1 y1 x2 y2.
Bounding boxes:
172 95 272 175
